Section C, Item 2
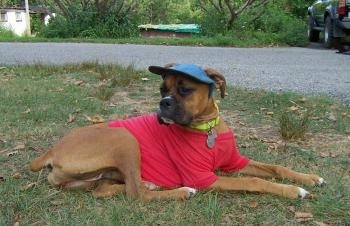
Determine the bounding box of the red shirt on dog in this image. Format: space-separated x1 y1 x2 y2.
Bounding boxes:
108 113 249 189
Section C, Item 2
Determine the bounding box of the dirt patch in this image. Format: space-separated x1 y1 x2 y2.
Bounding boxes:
221 109 350 155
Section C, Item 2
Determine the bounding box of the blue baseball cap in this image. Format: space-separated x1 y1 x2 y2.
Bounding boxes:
148 64 214 96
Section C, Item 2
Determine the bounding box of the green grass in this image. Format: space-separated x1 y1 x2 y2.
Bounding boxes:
0 63 349 225
0 30 297 47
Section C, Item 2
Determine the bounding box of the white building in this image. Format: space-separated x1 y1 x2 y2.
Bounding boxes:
0 6 51 36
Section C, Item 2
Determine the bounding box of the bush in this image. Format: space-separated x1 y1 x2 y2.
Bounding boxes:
232 4 308 46
40 4 139 39
40 15 73 38
0 26 17 38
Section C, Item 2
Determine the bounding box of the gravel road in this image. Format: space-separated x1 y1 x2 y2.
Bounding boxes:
0 42 349 104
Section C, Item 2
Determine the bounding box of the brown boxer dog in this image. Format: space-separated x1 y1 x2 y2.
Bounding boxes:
30 63 325 201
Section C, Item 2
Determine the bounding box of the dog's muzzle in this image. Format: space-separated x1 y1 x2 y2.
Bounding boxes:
157 96 192 125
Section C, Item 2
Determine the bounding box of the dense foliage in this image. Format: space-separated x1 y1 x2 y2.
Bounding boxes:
1 0 315 46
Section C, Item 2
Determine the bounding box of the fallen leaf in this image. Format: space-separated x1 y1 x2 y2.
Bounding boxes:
287 206 296 213
240 143 250 148
289 106 299 112
21 108 31 114
260 107 268 111
13 144 25 150
327 112 337 121
237 121 246 126
92 115 105 124
248 200 258 208
22 182 36 190
141 77 149 81
13 222 19 226
83 114 92 122
320 152 329 158
67 114 75 123
74 80 84 86
266 111 274 116
12 172 21 179
314 221 329 226
295 212 313 223
50 200 65 206
0 175 4 182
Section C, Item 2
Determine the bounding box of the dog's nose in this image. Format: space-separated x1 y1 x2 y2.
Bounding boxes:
160 96 175 109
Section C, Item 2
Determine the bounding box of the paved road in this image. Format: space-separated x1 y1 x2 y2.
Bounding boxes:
1 42 349 104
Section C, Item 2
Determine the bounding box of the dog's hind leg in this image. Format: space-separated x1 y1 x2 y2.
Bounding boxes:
30 150 54 172
239 160 325 186
141 187 197 201
92 180 126 198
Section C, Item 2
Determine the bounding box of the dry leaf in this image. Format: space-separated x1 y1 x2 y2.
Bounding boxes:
295 212 313 223
314 221 329 226
13 222 19 226
92 116 105 124
240 143 250 148
74 80 84 86
237 121 246 126
289 106 299 112
83 114 92 122
248 200 258 208
67 114 75 123
287 206 296 213
21 108 31 114
50 200 65 206
0 175 4 182
295 212 313 218
23 182 36 190
141 77 149 81
13 144 25 150
266 111 274 116
12 172 21 179
320 152 329 158
327 112 337 121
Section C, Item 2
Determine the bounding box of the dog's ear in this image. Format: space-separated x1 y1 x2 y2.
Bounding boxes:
205 68 226 98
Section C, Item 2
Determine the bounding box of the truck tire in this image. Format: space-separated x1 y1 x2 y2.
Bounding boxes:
324 16 334 48
307 15 319 42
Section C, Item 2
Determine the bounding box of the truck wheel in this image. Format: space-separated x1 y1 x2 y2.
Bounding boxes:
307 15 319 42
324 16 334 48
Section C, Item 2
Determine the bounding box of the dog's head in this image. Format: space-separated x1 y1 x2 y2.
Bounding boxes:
148 63 226 126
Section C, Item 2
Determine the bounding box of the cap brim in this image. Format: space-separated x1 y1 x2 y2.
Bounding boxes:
148 66 190 78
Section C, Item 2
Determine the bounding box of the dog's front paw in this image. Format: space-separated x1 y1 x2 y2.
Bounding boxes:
179 187 197 199
297 187 310 199
302 174 326 186
316 177 326 186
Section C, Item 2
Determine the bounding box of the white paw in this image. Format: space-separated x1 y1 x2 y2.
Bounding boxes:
180 187 197 198
317 178 326 186
298 187 310 199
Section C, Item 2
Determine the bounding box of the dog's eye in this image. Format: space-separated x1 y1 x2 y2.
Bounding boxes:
178 87 193 96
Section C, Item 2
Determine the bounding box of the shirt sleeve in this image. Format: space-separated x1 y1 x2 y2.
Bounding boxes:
219 145 250 172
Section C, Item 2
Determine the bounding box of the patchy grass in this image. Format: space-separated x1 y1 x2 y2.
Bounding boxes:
0 63 349 225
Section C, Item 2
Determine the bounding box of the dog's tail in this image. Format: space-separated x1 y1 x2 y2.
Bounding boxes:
30 151 53 172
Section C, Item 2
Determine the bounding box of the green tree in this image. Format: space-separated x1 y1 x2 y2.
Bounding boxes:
196 0 270 31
